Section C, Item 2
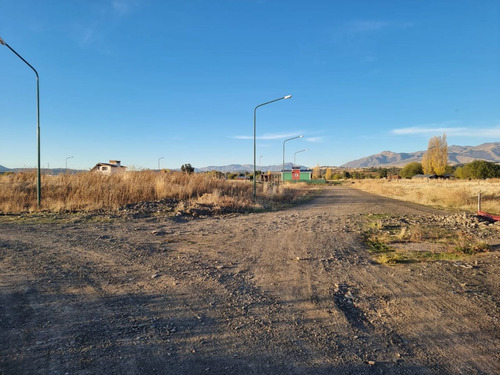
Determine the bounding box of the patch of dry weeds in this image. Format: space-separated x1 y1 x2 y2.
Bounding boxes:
363 213 492 265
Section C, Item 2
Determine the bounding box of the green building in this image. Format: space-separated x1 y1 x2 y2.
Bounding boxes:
282 168 312 181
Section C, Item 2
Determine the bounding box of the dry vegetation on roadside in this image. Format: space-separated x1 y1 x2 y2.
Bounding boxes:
351 178 500 214
0 171 312 214
363 213 493 265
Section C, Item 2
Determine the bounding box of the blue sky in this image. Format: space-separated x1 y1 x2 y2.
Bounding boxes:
1 0 499 170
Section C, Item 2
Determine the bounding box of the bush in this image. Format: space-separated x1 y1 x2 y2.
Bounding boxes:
399 162 423 178
460 160 500 179
181 163 194 174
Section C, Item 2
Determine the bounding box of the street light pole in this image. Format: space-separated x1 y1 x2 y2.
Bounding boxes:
0 37 41 207
294 149 308 167
282 135 303 180
158 157 164 170
65 156 74 171
253 95 292 200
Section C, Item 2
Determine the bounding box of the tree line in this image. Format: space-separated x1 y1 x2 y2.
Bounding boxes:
180 134 499 180
399 134 500 179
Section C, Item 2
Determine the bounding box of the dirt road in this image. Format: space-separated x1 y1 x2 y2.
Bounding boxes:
1 186 499 374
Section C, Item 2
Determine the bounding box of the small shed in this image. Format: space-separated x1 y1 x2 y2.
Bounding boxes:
282 169 313 182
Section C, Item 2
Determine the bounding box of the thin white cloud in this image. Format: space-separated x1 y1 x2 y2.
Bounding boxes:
72 1 134 46
231 132 302 141
348 20 389 33
392 126 465 135
392 125 500 137
111 0 139 16
80 25 96 44
304 137 324 143
346 20 414 34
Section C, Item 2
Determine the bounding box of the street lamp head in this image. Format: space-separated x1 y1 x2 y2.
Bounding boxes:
299 135 304 138
0 37 5 45
283 95 292 99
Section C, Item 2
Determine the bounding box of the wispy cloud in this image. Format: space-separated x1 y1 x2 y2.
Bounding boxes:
304 136 325 143
348 20 389 33
231 132 302 141
73 1 140 46
80 25 97 45
111 0 139 16
392 125 500 137
346 20 414 34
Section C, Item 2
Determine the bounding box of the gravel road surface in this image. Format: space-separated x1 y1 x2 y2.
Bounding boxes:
1 186 499 374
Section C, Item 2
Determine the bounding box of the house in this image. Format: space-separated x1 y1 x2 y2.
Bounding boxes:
412 174 454 180
412 174 437 179
91 160 126 175
260 171 281 182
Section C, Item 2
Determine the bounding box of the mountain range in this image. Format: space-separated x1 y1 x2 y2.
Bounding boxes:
196 143 500 171
2 143 499 173
340 142 500 168
195 163 304 173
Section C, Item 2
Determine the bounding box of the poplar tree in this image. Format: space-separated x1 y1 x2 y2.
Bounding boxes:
325 168 333 180
422 134 448 175
312 164 321 179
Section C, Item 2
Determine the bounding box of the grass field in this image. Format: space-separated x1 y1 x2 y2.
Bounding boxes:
0 171 311 213
351 178 500 214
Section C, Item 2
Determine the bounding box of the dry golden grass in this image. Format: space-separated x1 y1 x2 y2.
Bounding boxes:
352 178 500 214
0 171 310 213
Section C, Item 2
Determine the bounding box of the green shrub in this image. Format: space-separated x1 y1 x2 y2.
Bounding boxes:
460 160 500 179
399 162 423 178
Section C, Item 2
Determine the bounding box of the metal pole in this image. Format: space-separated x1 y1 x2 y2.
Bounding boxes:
158 157 164 170
0 37 41 207
294 149 308 167
283 142 285 178
282 135 303 182
253 95 292 200
65 156 74 171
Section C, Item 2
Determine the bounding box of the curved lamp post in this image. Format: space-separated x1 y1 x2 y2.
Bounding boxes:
282 135 303 179
65 156 74 171
294 149 308 167
1 37 41 207
158 156 164 170
253 95 292 200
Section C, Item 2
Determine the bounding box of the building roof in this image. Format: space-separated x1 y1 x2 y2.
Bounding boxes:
90 160 126 172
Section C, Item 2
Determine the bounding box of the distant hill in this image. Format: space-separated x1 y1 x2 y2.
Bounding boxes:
196 163 305 173
0 166 84 174
341 142 500 168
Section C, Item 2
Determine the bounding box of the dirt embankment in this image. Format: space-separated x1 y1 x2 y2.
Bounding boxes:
1 186 499 374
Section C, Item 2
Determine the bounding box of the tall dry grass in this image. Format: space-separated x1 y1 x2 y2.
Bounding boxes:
0 171 306 213
351 178 500 214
